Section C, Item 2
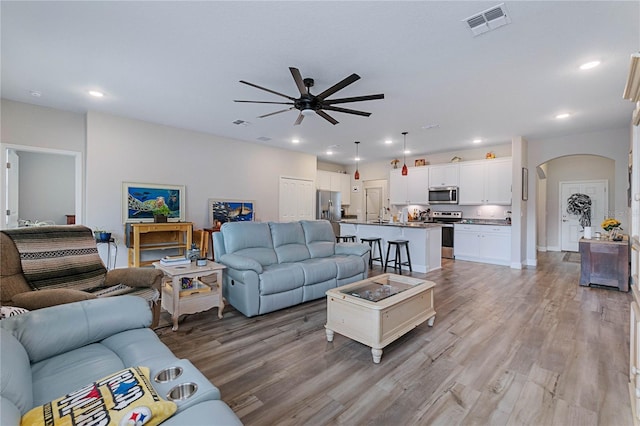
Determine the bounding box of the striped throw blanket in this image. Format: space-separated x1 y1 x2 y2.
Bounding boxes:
3 226 107 291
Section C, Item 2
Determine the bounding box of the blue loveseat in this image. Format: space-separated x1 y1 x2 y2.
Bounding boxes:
213 220 370 317
0 296 241 425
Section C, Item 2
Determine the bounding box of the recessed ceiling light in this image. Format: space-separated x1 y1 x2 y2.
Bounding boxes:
404 150 411 155
29 90 42 97
355 156 360 161
292 139 300 144
326 150 333 155
555 113 571 119
580 60 601 70
385 140 392 144
473 138 482 144
89 90 104 98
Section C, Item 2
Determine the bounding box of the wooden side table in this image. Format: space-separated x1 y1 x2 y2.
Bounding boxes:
127 222 193 267
153 260 226 331
579 236 630 292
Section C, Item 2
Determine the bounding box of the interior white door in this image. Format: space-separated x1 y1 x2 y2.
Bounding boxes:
365 187 382 221
279 177 314 222
560 180 607 252
5 149 19 228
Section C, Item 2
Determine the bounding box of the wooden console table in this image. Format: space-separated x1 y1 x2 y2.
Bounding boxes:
579 237 629 292
126 222 193 267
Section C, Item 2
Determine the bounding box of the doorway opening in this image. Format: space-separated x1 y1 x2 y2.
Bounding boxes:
1 143 83 229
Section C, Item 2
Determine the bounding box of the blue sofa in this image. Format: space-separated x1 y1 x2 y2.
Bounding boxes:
213 220 370 317
0 296 241 426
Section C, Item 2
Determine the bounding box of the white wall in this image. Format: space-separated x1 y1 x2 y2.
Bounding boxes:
18 151 75 224
1 99 85 152
85 111 317 266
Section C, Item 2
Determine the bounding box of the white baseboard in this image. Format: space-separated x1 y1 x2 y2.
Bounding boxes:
510 262 523 269
546 245 561 252
526 258 537 267
537 245 547 252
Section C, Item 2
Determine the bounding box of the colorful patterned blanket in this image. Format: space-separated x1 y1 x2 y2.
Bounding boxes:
3 226 107 291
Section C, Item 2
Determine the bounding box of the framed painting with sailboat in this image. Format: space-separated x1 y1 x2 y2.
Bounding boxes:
208 199 255 225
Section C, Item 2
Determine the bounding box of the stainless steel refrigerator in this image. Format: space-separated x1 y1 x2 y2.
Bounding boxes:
317 190 342 236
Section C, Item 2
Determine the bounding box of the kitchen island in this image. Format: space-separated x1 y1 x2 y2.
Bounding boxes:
340 222 441 273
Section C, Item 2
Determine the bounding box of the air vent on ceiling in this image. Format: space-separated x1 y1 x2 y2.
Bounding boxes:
463 3 511 37
257 136 271 142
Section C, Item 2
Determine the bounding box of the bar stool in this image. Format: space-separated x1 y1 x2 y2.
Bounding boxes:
384 240 412 275
360 237 384 268
336 235 356 242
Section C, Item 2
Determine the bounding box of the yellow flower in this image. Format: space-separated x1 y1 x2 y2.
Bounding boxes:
601 218 621 231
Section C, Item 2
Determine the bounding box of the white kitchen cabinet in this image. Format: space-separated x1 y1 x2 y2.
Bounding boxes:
630 287 640 424
389 167 428 205
428 163 459 187
316 170 350 204
454 224 511 266
458 158 512 205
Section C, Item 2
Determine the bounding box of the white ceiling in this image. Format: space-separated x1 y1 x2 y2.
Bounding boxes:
2 1 638 165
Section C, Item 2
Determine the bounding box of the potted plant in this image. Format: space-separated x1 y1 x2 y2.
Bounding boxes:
93 227 112 243
152 197 171 223
566 193 592 237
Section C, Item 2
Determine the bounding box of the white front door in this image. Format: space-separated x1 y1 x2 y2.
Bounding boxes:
560 180 608 252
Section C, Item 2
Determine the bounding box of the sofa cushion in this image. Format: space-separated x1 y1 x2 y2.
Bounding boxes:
300 220 336 258
1 226 107 291
269 222 310 263
0 329 33 415
31 343 126 406
332 255 366 279
259 264 304 295
221 222 277 266
299 258 337 285
22 366 177 426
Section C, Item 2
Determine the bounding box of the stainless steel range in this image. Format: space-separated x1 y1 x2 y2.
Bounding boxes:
430 211 462 259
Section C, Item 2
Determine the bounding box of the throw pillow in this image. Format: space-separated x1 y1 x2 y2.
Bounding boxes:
0 305 29 319
21 366 176 426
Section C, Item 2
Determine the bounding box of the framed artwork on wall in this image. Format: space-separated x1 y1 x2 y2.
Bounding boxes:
209 199 255 226
122 182 185 223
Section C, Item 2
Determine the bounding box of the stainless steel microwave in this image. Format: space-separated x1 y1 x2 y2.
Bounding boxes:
428 186 458 204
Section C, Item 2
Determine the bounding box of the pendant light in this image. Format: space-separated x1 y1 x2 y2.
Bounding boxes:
401 132 408 176
354 141 360 180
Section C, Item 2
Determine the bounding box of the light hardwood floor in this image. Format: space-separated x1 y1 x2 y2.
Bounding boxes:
157 252 633 425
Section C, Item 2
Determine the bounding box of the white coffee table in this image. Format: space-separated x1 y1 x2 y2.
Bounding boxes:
153 260 226 331
325 273 436 363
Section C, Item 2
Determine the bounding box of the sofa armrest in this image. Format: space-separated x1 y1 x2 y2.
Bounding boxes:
0 296 151 363
336 243 370 257
104 267 163 289
219 253 263 274
12 288 96 310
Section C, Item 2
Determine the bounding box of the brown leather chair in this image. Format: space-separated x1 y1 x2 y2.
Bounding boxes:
0 225 164 327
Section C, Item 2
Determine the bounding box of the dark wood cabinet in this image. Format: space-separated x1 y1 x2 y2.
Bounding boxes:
579 237 629 292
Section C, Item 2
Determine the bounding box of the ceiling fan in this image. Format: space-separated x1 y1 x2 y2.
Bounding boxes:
234 67 384 125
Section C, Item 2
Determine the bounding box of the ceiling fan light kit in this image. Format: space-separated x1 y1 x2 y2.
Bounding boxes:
234 67 384 126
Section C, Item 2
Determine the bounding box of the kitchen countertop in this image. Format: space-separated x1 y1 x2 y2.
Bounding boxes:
340 221 443 229
341 219 511 227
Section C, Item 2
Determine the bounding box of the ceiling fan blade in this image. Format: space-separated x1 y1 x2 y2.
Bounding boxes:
234 100 294 105
294 112 305 125
289 67 307 96
316 73 360 100
258 107 295 118
239 80 295 100
316 110 339 125
323 94 385 105
321 105 371 117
